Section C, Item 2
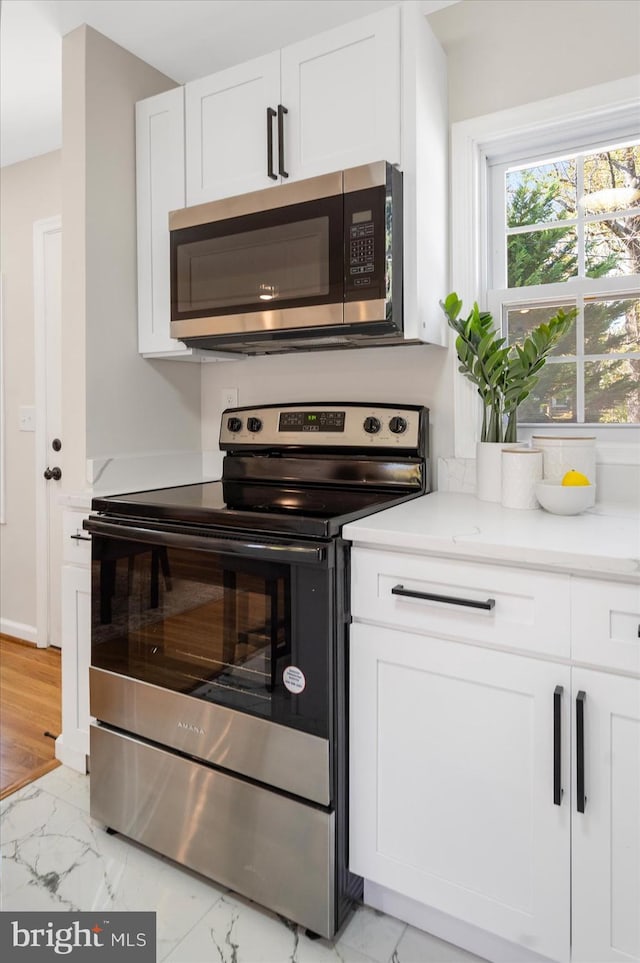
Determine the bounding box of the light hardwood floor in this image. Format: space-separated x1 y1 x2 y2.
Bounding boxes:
0 634 61 799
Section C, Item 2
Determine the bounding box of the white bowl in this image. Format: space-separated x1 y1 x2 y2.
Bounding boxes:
535 480 596 515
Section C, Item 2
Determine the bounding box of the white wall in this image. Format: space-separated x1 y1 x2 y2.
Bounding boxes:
62 26 203 494
202 0 640 473
0 151 61 638
429 0 640 123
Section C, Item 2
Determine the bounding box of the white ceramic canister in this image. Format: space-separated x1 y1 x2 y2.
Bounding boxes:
501 448 543 510
476 442 524 502
531 435 596 485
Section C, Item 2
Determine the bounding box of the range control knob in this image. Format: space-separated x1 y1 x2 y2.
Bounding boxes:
389 416 408 434
247 417 263 433
363 416 381 435
227 416 243 433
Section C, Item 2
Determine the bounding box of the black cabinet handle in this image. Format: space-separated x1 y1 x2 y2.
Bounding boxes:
266 107 277 180
391 584 495 611
553 685 563 805
277 104 289 178
576 690 586 813
70 533 91 542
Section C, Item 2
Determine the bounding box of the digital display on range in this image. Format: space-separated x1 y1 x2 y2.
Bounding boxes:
279 411 346 432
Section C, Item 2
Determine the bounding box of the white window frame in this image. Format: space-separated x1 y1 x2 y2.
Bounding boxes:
450 76 640 461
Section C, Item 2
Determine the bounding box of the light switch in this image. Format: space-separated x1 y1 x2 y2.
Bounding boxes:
19 406 36 431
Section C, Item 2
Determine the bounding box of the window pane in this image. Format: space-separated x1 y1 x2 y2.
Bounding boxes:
582 145 640 215
585 359 640 423
584 298 640 354
507 160 576 226
508 227 577 287
506 304 576 356
586 216 640 278
517 362 577 424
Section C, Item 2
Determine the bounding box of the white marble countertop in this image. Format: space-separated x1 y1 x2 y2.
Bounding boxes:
343 492 640 582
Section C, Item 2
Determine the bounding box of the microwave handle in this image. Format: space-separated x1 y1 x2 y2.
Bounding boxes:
277 104 289 179
266 107 278 181
83 517 325 566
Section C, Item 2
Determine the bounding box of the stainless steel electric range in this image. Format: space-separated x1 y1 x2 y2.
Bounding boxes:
86 402 429 939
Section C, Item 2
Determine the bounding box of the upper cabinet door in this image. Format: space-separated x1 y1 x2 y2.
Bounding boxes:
136 87 190 356
280 6 401 182
186 52 281 205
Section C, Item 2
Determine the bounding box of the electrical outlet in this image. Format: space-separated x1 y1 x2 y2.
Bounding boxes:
221 388 238 410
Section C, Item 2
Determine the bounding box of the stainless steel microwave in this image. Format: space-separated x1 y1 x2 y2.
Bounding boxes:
169 161 403 354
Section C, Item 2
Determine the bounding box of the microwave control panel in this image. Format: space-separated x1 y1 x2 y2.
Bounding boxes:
349 219 375 284
344 185 385 301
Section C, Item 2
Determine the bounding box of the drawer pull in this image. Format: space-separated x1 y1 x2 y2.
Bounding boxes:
391 585 495 611
576 690 587 813
553 685 563 806
70 533 91 542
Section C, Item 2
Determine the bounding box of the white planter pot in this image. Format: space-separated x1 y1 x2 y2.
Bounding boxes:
476 442 504 502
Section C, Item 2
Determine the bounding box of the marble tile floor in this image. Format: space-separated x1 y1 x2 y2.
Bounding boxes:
0 767 488 963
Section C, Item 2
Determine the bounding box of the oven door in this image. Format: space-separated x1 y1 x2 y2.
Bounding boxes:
85 516 336 803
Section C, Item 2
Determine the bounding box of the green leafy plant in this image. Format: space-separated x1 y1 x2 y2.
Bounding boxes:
441 293 577 443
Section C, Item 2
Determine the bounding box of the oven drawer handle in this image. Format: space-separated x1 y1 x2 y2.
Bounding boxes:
391 584 496 611
83 518 325 564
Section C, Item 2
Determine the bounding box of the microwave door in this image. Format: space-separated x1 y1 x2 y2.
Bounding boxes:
170 194 344 338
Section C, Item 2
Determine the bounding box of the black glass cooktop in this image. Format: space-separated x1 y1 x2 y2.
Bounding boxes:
91 480 418 539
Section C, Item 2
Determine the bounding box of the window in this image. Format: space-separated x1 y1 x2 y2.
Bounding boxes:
450 77 640 457
489 142 640 428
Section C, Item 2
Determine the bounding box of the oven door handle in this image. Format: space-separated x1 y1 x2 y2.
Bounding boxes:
83 518 326 565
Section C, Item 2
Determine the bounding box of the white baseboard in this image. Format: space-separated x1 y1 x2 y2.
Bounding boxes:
364 881 556 963
0 618 37 644
55 735 88 774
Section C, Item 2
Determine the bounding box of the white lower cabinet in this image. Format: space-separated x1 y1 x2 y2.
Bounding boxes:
350 622 571 962
571 669 640 963
57 563 91 773
349 551 640 963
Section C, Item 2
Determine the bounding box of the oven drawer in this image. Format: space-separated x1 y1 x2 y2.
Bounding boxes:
351 548 571 658
90 668 330 805
90 724 336 938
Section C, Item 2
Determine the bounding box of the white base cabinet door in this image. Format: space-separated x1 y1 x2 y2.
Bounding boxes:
571 669 640 963
350 623 571 962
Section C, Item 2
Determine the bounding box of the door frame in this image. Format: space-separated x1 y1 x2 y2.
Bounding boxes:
33 215 62 648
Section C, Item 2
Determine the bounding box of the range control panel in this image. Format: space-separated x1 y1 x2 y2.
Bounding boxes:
219 403 426 450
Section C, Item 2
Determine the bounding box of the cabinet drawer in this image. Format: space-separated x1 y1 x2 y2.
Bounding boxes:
571 578 640 675
351 548 570 658
62 511 91 566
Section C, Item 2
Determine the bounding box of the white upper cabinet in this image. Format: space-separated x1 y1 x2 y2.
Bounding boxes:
136 87 242 361
280 6 401 182
136 4 448 352
136 87 191 357
185 53 281 205
185 6 401 206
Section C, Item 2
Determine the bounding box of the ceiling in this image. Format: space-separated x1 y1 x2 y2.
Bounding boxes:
0 0 458 168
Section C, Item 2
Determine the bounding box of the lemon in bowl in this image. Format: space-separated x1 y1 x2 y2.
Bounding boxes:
561 469 590 486
535 473 596 515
